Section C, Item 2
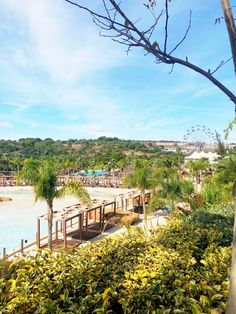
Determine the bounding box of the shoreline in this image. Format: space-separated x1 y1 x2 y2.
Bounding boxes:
0 185 133 194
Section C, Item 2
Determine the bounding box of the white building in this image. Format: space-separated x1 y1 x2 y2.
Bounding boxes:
185 151 219 164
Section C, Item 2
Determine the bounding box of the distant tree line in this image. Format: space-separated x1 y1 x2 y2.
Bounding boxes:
0 137 173 173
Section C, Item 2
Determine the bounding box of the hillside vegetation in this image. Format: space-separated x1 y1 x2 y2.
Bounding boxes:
0 137 174 172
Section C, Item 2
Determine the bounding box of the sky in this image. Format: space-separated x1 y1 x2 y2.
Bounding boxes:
0 0 236 143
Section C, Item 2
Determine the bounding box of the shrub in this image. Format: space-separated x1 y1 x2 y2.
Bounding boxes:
0 205 232 313
201 180 233 208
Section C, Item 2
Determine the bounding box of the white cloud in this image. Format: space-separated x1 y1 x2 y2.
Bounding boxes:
0 0 129 128
0 0 233 141
2 101 29 112
0 121 13 128
1 0 126 82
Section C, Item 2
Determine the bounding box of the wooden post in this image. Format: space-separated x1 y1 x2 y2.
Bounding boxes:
55 221 58 241
114 200 116 215
138 195 141 207
36 218 40 248
94 208 96 223
79 214 83 244
63 220 67 248
21 239 24 254
121 194 124 210
3 248 6 259
102 205 105 231
36 232 39 248
86 211 88 238
115 197 119 210
99 206 102 231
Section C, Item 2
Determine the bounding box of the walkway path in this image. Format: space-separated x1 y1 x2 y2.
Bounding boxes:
86 210 168 243
9 210 168 259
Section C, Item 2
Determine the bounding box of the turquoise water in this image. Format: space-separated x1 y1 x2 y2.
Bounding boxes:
0 187 122 256
85 170 106 177
74 170 106 177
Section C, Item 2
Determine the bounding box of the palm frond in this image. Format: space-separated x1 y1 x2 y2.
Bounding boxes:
17 158 41 185
56 181 91 205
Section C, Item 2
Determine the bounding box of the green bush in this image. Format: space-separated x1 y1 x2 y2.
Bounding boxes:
200 180 233 208
0 205 233 313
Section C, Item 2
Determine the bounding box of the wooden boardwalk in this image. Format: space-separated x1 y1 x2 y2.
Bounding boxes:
2 191 151 259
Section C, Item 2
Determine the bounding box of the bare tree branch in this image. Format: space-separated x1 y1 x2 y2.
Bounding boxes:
211 57 233 74
64 0 236 107
164 0 169 54
144 9 164 40
168 63 175 74
169 10 192 55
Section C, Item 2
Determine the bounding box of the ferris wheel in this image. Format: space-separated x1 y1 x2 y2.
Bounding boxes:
183 125 217 152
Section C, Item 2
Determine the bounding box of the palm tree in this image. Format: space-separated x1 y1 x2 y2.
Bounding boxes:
158 177 183 209
180 179 195 204
10 156 22 173
124 160 152 222
186 158 210 187
148 169 195 213
151 157 178 191
17 158 91 250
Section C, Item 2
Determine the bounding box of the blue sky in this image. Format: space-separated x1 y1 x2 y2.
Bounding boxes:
0 0 235 142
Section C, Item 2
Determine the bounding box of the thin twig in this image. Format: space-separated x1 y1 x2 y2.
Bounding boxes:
143 9 164 40
103 0 112 20
211 57 233 74
169 10 192 55
168 63 175 74
164 0 169 54
64 0 134 31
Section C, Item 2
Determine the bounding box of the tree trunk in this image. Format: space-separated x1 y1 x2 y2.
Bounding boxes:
227 183 236 313
47 199 53 251
221 0 236 77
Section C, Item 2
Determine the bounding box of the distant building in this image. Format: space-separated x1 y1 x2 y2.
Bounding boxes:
185 151 219 164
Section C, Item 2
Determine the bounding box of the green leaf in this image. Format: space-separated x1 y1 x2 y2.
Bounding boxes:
211 294 223 301
191 304 202 314
200 259 208 266
101 287 111 301
199 295 210 306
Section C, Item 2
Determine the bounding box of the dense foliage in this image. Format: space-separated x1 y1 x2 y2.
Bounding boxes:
0 137 178 172
0 204 233 313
